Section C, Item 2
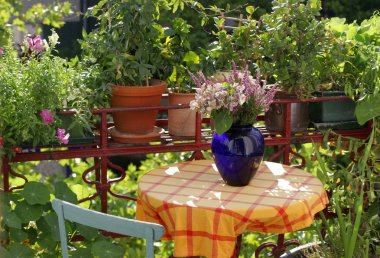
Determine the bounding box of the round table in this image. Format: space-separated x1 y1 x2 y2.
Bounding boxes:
136 160 328 258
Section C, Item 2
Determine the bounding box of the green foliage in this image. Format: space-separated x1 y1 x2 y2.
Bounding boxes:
161 17 200 93
81 0 167 87
0 0 72 46
310 128 380 258
258 0 326 98
0 32 97 157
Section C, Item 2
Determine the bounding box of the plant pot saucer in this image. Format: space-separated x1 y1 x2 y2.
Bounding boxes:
109 126 164 143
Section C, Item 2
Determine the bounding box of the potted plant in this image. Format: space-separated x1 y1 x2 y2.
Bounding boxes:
189 62 278 186
256 0 326 133
160 17 200 137
0 31 92 158
81 0 167 143
310 14 380 130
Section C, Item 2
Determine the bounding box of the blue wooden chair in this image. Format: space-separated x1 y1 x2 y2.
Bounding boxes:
52 199 165 258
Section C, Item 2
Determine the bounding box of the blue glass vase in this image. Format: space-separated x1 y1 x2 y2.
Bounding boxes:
211 124 264 186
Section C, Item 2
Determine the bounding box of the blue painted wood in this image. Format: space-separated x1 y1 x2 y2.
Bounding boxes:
52 199 165 258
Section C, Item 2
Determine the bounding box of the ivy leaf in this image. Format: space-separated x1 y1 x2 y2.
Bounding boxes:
355 95 380 125
54 181 78 204
8 243 34 258
91 240 125 258
4 211 22 229
213 110 233 135
14 201 43 223
22 182 50 205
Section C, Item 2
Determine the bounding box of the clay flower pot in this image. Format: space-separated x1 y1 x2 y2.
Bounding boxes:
110 80 166 142
168 92 196 137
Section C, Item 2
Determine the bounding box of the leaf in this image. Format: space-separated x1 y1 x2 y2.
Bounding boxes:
72 248 93 258
4 212 22 229
213 110 233 135
183 51 200 64
246 6 255 15
43 213 61 241
22 182 50 205
14 201 43 223
91 240 125 258
8 243 34 258
54 181 78 204
77 224 99 240
9 228 28 242
355 95 380 125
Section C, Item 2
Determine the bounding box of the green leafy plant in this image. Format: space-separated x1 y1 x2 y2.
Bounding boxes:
309 126 380 258
0 0 72 46
0 31 94 158
161 17 200 93
81 0 168 87
257 0 326 99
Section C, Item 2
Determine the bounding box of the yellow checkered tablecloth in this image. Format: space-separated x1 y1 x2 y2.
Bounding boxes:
136 160 328 258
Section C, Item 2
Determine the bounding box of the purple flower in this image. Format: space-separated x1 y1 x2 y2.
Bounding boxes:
28 35 44 53
56 128 70 145
0 47 4 56
40 109 55 124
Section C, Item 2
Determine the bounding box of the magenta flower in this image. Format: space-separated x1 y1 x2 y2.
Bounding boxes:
56 128 70 145
0 47 4 56
40 109 55 124
28 35 44 53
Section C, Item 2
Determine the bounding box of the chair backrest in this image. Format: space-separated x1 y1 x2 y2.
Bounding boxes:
52 199 165 258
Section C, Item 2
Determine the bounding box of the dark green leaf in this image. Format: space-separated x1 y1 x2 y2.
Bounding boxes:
355 95 380 125
9 228 28 242
77 224 99 240
213 110 233 135
14 201 43 223
72 247 93 258
43 213 60 241
54 181 78 204
22 182 50 205
91 240 125 258
4 212 22 229
8 243 34 258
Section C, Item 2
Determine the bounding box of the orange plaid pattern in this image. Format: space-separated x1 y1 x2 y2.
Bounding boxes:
136 160 328 258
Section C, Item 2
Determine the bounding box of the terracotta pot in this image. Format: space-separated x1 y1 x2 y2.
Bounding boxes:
168 92 196 137
265 91 310 133
110 80 166 135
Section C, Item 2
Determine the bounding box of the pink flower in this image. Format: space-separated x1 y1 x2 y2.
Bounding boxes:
0 47 4 56
56 128 70 145
40 109 55 124
28 35 44 53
